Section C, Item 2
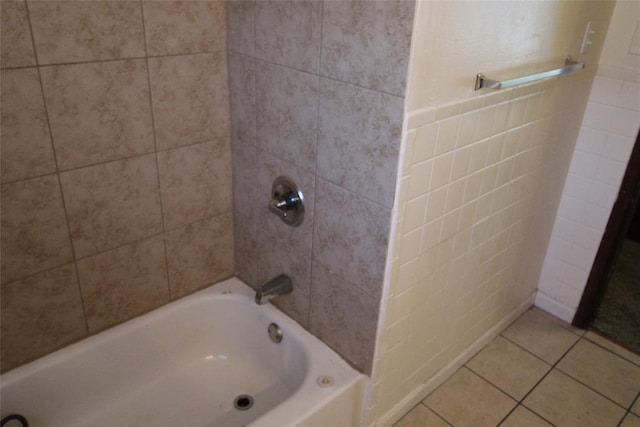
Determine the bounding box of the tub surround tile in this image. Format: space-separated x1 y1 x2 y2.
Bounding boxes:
234 212 258 287
232 145 258 224
228 53 256 147
166 214 234 299
142 1 226 56
1 0 236 373
28 1 145 64
254 0 321 73
312 179 390 301
158 140 232 231
257 242 312 328
466 335 551 400
309 262 378 375
227 1 255 56
424 367 517 426
0 0 36 68
317 78 403 208
77 236 170 334
501 307 580 364
320 0 414 96
40 60 154 170
0 264 86 373
60 154 163 259
149 52 230 151
1 175 73 284
1 68 56 183
232 146 258 286
255 62 318 172
501 406 553 427
257 152 315 257
556 339 640 408
524 370 626 427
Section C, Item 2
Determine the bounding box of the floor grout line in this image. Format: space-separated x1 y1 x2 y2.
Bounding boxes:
396 309 639 426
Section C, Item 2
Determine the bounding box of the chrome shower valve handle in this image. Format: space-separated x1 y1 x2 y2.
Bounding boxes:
268 176 304 226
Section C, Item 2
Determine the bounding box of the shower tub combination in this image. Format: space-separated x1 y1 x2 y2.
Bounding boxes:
0 278 365 426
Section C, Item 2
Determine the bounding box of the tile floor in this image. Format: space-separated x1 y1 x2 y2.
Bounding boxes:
394 307 640 427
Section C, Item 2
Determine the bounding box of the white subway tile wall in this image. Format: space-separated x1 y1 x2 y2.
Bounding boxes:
537 74 640 320
370 70 595 422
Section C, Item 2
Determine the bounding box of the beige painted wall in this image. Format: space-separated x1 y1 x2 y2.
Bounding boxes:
406 1 613 110
368 1 614 425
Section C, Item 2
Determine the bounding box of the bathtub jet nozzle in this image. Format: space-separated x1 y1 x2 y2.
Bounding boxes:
255 274 293 305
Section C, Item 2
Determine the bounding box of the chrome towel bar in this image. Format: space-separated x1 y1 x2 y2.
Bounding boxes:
474 56 585 91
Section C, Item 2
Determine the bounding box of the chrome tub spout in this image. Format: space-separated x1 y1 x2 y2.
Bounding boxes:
255 274 293 305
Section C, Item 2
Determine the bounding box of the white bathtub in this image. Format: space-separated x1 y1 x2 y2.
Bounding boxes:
0 278 366 426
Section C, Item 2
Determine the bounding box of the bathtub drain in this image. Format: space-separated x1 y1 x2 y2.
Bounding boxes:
234 394 254 411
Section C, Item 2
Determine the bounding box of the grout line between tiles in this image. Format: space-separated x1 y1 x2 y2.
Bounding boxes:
1 138 231 186
416 401 453 426
583 331 640 369
240 52 406 100
0 212 233 290
139 0 172 300
22 0 91 335
493 334 583 427
5 50 229 71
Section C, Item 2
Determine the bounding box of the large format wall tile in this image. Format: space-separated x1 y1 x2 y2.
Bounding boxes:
149 53 230 150
309 262 378 374
320 0 414 96
60 154 163 259
257 244 312 328
254 0 321 73
228 53 255 146
0 1 36 68
318 78 403 208
158 140 232 230
255 62 318 172
41 60 154 170
77 236 169 333
1 264 86 373
143 1 226 56
1 0 236 371
227 1 254 56
28 1 145 64
166 214 234 299
312 179 390 300
1 69 56 183
1 175 73 284
232 145 258 286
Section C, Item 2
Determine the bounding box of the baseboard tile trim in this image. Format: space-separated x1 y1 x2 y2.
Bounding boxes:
371 293 535 427
534 291 576 324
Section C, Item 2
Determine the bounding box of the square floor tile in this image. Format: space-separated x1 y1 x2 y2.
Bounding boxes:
424 367 516 426
500 406 552 427
394 404 450 427
466 335 551 400
585 331 640 367
621 413 640 427
633 397 640 415
502 308 580 364
557 339 640 408
523 370 626 427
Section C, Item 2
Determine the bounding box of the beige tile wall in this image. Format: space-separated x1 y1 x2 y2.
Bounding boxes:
0 1 233 373
368 1 615 423
227 0 415 374
369 71 596 423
